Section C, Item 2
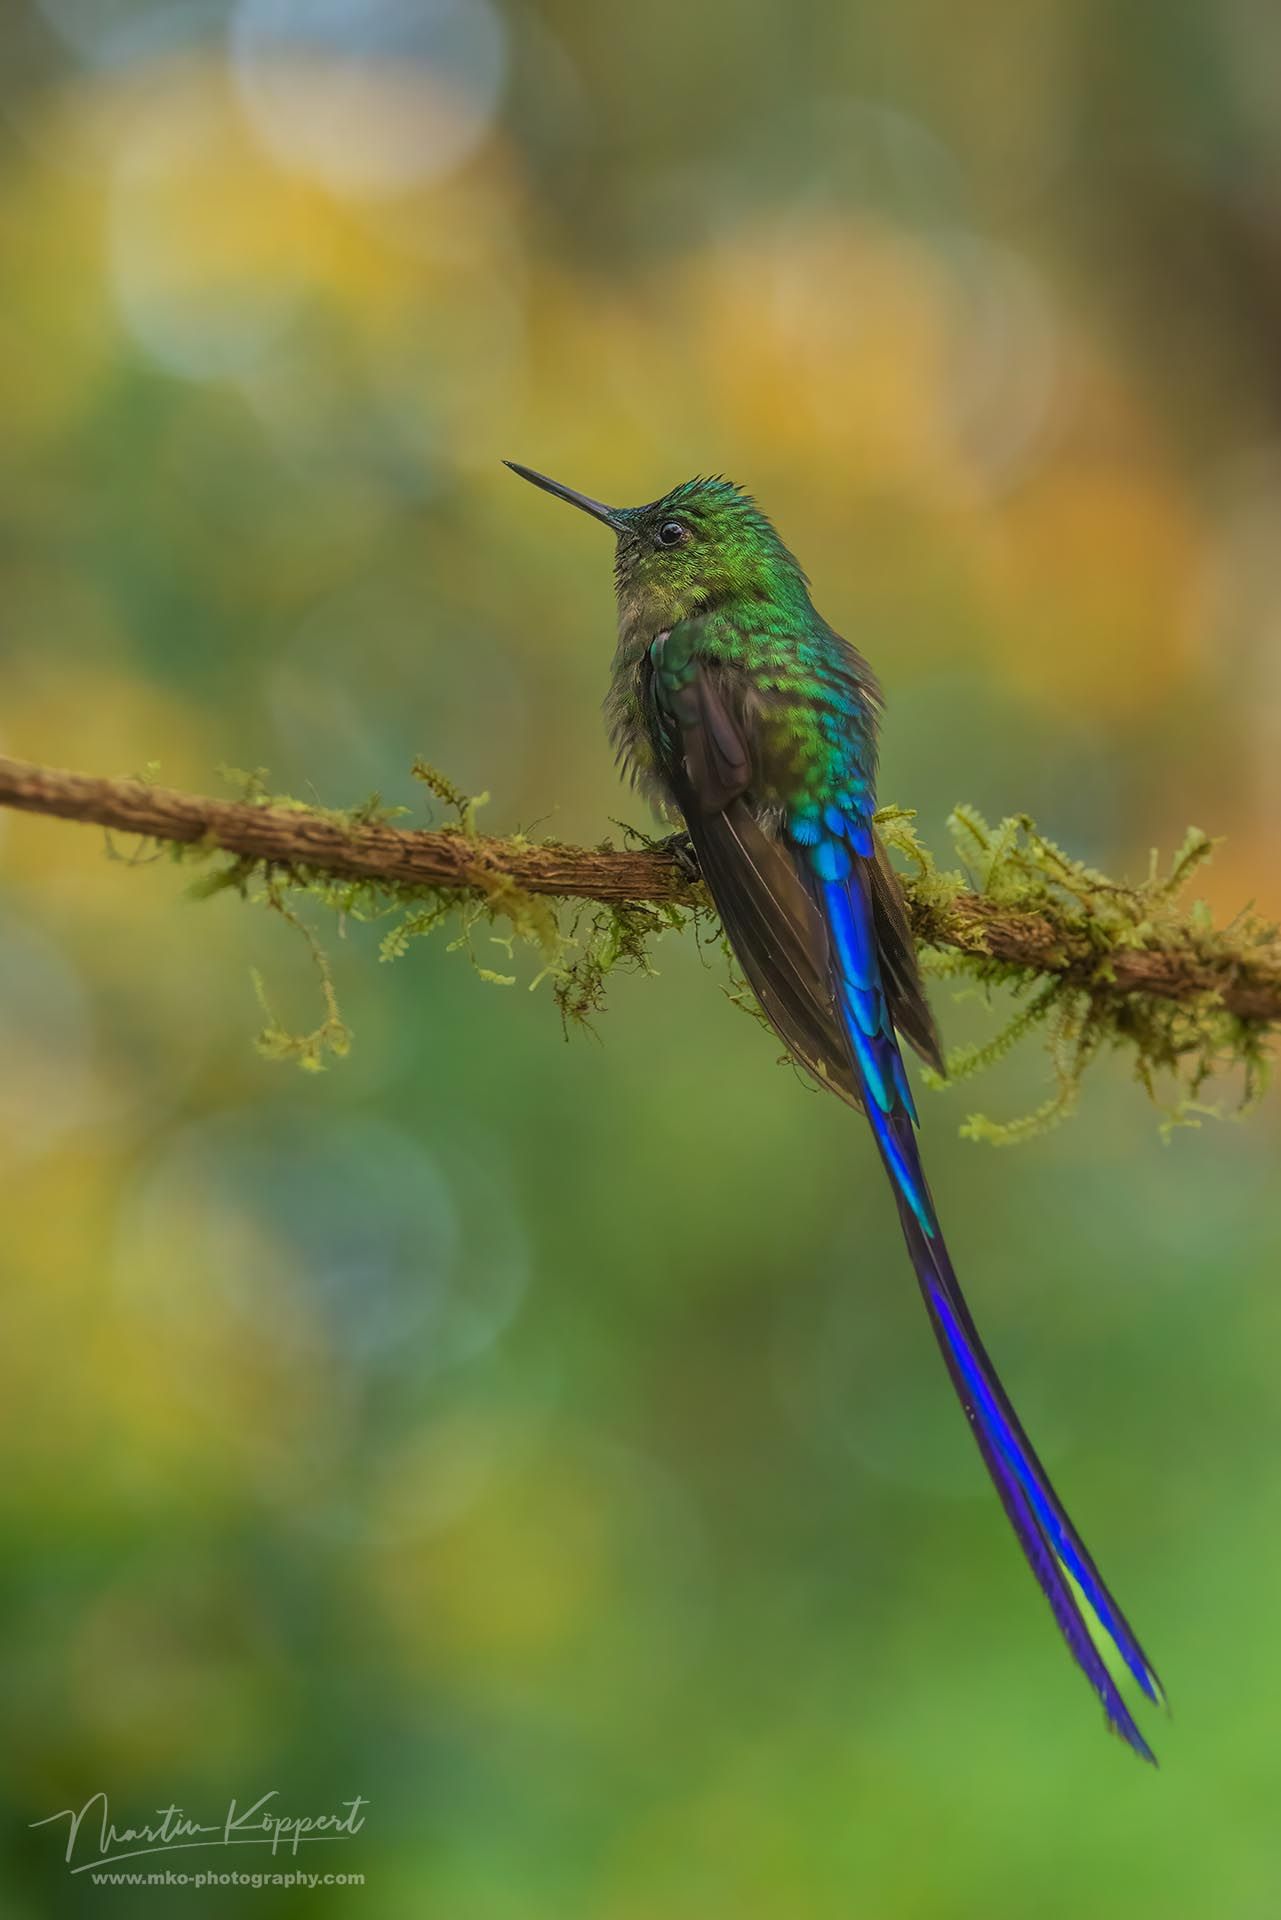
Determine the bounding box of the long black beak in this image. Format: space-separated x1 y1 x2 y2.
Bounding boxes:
503 461 627 532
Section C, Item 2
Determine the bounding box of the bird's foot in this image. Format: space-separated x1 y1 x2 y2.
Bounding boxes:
658 830 700 883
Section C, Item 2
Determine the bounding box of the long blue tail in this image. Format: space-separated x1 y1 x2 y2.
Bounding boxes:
821 859 1164 1761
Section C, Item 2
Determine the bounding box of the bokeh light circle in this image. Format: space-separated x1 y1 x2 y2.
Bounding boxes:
34 0 232 69
231 0 507 199
0 911 100 1164
116 1106 529 1374
106 65 310 382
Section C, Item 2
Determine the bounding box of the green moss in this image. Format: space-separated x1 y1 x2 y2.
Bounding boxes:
908 807 1273 1144
145 765 1274 1142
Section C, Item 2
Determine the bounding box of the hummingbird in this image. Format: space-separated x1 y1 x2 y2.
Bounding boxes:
505 461 1164 1761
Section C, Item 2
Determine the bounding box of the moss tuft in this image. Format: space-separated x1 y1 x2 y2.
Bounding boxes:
909 807 1273 1143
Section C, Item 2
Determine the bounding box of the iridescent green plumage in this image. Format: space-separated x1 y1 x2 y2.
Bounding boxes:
603 477 880 821
506 461 1164 1760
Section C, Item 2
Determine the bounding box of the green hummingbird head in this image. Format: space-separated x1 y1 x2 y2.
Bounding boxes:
504 463 810 629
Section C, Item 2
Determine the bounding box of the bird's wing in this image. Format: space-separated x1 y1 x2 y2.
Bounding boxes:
644 632 861 1106
645 627 943 1090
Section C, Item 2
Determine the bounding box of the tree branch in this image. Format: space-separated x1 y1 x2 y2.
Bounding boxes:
0 753 1277 1027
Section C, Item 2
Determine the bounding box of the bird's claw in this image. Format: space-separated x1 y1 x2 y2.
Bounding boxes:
659 830 701 883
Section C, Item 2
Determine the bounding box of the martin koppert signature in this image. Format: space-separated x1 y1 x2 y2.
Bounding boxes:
31 1790 369 1873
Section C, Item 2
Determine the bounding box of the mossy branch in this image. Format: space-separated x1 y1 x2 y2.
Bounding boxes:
0 754 1275 1135
0 755 693 906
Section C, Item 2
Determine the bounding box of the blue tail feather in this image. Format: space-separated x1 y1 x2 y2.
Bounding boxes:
818 851 1162 1759
926 1279 1162 1707
944 1316 1157 1764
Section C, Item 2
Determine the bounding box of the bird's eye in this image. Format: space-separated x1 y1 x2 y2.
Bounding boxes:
656 520 688 548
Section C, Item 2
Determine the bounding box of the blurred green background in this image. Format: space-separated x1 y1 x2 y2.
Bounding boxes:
2 1 1281 1913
